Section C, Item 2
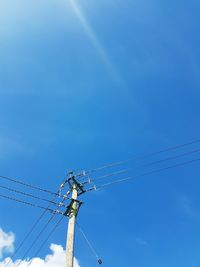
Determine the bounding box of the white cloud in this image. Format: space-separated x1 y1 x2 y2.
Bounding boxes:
0 228 15 258
0 228 80 267
0 244 80 267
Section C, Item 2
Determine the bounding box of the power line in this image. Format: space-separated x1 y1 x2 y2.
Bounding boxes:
15 193 69 267
0 175 60 196
0 184 66 207
4 205 56 267
90 157 200 190
81 169 128 184
88 138 200 173
2 140 200 267
141 147 200 167
15 213 59 267
5 173 71 267
88 147 200 186
0 193 62 214
25 216 65 267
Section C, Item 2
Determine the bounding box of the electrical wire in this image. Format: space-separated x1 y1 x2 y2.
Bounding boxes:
3 140 200 266
87 138 200 173
15 171 74 267
2 139 200 267
0 193 62 214
15 213 59 267
80 169 128 184
90 157 200 190
4 207 55 267
2 140 200 267
0 184 66 207
141 147 200 167
15 194 68 267
25 216 65 267
3 174 70 267
11 171 76 267
3 193 63 267
88 147 200 186
91 169 128 181
0 175 60 196
76 222 102 265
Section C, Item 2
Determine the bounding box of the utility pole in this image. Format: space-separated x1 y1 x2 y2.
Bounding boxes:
65 184 78 267
64 172 85 267
63 171 102 267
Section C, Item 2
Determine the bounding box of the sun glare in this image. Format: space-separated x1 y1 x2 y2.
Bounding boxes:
68 0 119 81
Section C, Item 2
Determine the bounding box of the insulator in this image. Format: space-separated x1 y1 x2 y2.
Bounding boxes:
98 259 103 264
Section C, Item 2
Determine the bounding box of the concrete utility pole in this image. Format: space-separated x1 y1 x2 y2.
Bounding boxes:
63 171 102 267
65 184 78 267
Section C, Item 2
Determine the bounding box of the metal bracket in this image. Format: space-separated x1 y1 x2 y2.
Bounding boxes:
67 176 86 196
64 199 83 217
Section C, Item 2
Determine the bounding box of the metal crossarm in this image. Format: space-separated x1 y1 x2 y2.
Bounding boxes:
67 176 86 196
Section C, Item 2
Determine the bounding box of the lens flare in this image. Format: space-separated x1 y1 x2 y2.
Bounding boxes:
69 0 120 81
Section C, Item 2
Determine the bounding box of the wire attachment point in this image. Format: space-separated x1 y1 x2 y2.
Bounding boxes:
98 259 103 265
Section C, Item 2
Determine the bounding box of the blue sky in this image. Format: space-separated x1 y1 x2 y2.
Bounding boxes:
0 0 200 267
